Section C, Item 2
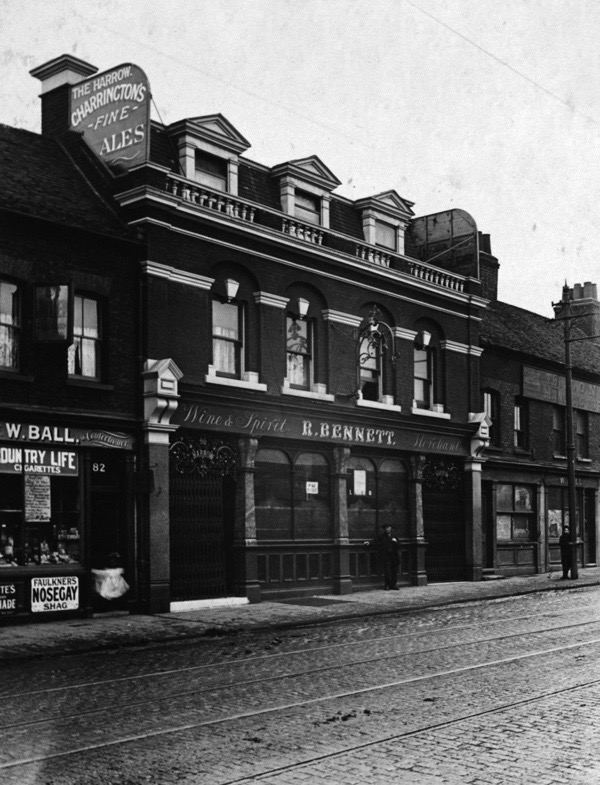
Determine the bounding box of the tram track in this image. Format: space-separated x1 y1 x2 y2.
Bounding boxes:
1 601 597 703
219 677 600 785
2 630 600 774
2 613 600 732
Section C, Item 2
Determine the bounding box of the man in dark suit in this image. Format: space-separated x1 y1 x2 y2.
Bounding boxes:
366 524 400 590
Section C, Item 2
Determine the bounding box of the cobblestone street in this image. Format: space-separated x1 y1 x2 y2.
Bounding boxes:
1 584 599 784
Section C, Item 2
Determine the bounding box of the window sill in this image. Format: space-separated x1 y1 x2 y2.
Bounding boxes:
281 381 334 401
205 368 267 392
552 454 567 461
577 457 592 463
0 370 34 382
357 397 401 412
67 378 114 391
411 406 450 420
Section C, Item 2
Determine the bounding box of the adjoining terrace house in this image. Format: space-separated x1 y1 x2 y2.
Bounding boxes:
9 51 594 623
480 276 600 579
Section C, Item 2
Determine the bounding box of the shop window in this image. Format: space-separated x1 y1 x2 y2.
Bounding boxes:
576 410 589 458
496 483 535 541
547 485 582 540
212 298 244 378
0 279 20 371
414 346 435 408
286 315 312 389
552 406 566 455
347 457 408 540
375 220 396 251
255 449 331 540
195 150 228 192
68 295 101 380
295 190 321 225
514 398 528 449
484 390 501 446
359 336 381 401
1 474 81 567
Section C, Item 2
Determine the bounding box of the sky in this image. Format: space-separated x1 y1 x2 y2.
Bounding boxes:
2 0 600 316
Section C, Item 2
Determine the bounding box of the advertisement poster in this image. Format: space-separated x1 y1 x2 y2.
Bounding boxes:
31 576 79 612
24 474 51 522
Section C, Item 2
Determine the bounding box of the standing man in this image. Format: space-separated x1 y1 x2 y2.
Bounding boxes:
366 524 401 590
559 525 571 580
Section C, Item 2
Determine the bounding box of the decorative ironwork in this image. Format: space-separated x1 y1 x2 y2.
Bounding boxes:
422 458 462 491
357 306 398 368
169 433 237 477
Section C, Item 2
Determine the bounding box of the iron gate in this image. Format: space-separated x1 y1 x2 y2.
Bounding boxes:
422 458 465 582
169 434 236 601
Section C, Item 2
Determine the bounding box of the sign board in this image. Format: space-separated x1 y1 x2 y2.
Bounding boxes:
174 401 470 456
0 446 78 475
0 582 22 615
31 576 79 613
523 366 600 414
70 63 150 172
34 284 71 342
24 475 51 522
0 423 134 450
405 209 479 278
306 482 319 495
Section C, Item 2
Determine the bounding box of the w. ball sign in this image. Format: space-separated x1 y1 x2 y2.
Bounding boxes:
70 63 150 172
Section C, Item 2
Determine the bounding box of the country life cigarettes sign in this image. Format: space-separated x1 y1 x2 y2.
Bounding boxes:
31 576 79 612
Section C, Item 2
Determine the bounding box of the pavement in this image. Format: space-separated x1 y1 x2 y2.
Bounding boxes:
2 566 600 662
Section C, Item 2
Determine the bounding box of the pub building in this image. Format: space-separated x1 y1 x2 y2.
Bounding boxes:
1 53 597 623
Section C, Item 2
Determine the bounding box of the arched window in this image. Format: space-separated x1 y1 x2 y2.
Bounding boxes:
212 297 244 378
414 343 435 408
255 449 331 540
286 314 312 389
255 449 292 540
347 457 408 540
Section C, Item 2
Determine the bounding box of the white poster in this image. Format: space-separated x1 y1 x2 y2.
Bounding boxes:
353 470 367 496
24 474 51 522
306 481 319 495
31 576 79 612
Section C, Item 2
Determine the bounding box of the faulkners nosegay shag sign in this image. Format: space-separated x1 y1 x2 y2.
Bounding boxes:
70 63 150 171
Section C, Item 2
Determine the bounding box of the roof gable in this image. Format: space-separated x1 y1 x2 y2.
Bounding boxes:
168 114 250 154
355 189 415 219
271 155 341 191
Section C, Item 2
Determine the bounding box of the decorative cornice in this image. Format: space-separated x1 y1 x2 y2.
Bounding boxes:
322 309 362 327
395 327 418 341
253 292 289 309
442 340 484 356
142 261 214 290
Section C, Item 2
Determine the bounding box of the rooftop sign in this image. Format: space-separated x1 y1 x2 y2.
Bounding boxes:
70 63 150 172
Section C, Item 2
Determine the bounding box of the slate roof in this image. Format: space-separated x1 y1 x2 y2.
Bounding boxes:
0 124 130 239
481 299 600 376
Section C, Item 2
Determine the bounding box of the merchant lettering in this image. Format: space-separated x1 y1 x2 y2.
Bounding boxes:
100 124 145 156
31 577 79 612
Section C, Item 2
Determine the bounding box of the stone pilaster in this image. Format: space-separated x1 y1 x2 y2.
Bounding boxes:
233 436 261 602
332 446 352 594
464 459 484 581
141 358 182 613
409 454 428 585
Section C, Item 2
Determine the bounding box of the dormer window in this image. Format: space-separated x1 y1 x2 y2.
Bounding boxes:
195 150 228 192
295 190 321 225
375 220 396 251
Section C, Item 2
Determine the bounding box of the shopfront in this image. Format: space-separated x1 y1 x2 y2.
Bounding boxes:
170 400 474 602
0 421 136 622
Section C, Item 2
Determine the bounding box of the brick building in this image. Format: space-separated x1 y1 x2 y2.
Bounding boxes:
0 108 141 620
480 266 600 577
3 52 596 622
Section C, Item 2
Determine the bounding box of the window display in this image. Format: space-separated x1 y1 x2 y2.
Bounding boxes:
496 483 536 541
0 474 80 567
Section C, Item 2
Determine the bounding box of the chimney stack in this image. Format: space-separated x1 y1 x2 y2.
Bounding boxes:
30 54 97 137
554 281 600 337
